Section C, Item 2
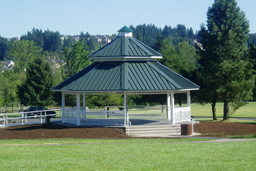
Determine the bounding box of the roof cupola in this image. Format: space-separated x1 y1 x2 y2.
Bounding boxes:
118 26 133 37
89 26 162 61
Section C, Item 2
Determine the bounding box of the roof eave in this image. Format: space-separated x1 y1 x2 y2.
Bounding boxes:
52 88 199 94
89 56 162 61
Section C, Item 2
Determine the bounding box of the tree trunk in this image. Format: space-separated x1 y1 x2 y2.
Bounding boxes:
223 99 229 120
211 102 218 120
21 104 24 112
4 105 7 113
178 94 182 107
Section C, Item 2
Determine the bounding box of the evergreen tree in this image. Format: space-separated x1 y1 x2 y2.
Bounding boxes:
247 34 256 46
197 0 254 120
0 36 11 60
62 37 72 49
249 44 256 100
153 34 165 52
17 56 54 107
21 28 62 52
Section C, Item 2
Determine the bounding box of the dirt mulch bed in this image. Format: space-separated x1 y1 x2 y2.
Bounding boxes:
0 121 255 139
0 124 129 140
194 121 256 137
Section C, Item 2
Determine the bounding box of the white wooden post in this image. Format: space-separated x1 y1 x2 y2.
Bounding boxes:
187 91 191 115
167 92 171 120
77 93 81 126
124 93 127 126
171 92 175 125
83 93 86 120
62 93 65 123
187 91 191 107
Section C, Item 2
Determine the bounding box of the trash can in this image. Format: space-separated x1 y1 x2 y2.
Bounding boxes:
181 123 192 135
45 116 50 126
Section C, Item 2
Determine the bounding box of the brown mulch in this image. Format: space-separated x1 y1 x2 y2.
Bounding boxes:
0 121 255 140
194 121 256 137
0 124 129 140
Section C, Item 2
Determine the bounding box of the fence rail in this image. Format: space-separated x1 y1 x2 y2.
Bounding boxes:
0 109 61 128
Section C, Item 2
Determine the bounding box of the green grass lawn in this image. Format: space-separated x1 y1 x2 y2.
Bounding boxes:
0 138 255 170
191 102 256 118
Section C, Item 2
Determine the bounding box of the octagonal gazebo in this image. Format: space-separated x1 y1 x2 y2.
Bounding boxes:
53 26 199 127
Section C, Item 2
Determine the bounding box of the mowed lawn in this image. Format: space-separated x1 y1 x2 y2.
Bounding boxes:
0 139 256 170
191 102 256 118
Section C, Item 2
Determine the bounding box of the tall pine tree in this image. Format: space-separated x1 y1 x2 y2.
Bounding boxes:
197 0 254 120
17 56 54 107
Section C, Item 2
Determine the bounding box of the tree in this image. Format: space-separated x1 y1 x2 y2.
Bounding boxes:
176 41 197 78
17 56 54 107
249 44 256 101
62 37 72 49
197 0 254 120
87 95 123 108
157 36 196 77
9 40 43 73
0 62 4 108
0 36 11 60
0 70 25 112
63 40 91 79
61 40 91 106
21 28 62 52
157 36 180 74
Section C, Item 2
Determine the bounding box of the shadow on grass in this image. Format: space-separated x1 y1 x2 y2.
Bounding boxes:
228 134 256 139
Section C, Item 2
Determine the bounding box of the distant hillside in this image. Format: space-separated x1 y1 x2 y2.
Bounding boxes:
1 25 256 61
129 24 197 48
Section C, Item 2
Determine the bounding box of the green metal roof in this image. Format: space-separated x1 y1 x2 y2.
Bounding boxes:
89 36 162 59
118 26 133 32
53 61 199 93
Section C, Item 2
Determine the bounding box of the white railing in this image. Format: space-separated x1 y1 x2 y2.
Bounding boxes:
128 105 167 119
0 109 61 128
127 121 132 136
63 107 125 124
174 107 191 123
62 108 78 124
173 107 199 133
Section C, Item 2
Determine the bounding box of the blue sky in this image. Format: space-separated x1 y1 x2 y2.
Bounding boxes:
0 0 255 38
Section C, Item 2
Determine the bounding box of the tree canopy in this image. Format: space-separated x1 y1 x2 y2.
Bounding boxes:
21 28 62 52
17 56 54 107
63 40 91 79
9 40 43 73
196 0 254 120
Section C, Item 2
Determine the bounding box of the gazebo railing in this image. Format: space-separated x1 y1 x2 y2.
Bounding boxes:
128 105 167 119
63 105 193 126
174 107 191 123
63 107 125 125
